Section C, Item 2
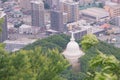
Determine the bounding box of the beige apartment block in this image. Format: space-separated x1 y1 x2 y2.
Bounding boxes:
104 5 120 17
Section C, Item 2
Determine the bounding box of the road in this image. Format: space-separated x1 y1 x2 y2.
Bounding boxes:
8 32 48 40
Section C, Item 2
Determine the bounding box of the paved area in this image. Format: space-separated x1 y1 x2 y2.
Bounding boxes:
8 32 48 40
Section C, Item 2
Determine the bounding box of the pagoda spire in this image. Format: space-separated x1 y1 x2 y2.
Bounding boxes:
70 32 75 41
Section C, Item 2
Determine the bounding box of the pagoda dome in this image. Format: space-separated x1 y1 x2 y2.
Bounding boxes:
63 32 84 64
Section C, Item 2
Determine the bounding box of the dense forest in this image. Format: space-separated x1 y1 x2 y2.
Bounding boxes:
23 34 120 80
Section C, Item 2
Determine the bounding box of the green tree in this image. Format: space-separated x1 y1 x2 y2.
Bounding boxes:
0 44 11 80
28 47 69 80
86 52 120 80
80 34 99 51
0 49 34 80
23 34 70 52
0 46 69 80
0 18 4 32
9 50 34 80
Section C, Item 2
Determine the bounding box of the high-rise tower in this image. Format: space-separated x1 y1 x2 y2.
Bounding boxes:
31 0 45 28
50 10 67 32
62 1 79 23
0 10 8 42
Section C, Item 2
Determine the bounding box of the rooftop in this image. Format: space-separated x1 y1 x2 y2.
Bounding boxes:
0 11 6 18
81 7 109 18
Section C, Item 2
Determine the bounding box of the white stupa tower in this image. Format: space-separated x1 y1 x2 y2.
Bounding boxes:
62 32 84 72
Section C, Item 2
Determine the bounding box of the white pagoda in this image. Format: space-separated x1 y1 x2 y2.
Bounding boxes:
62 32 84 72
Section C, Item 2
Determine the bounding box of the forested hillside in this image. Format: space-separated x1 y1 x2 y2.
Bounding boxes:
1 32 120 80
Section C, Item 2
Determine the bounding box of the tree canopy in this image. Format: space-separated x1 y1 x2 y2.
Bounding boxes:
1 32 120 80
0 47 69 80
86 52 120 80
23 34 70 52
0 32 70 80
80 34 99 51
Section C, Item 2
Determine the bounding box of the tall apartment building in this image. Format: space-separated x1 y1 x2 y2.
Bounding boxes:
50 10 67 32
0 10 8 42
104 4 120 17
31 0 45 28
62 1 79 23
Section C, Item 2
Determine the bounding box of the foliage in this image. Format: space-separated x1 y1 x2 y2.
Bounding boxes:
23 34 70 52
0 18 4 33
79 41 120 80
86 52 120 80
0 47 69 80
61 69 87 80
80 41 120 73
80 34 99 51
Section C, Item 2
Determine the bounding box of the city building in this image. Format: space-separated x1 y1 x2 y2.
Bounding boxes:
19 24 40 34
81 7 110 22
17 0 31 13
111 0 120 4
0 10 8 42
62 1 79 23
79 0 94 6
66 20 105 39
31 0 45 28
104 3 120 17
62 32 84 72
111 16 120 26
50 10 67 32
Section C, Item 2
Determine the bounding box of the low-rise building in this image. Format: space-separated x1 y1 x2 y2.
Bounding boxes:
81 7 110 22
19 24 40 34
67 20 105 39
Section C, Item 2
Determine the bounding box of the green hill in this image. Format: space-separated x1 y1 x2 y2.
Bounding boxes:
23 34 120 80
80 41 120 73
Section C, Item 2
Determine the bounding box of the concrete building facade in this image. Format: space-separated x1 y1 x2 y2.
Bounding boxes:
62 1 79 23
104 4 120 17
31 0 45 28
50 10 67 32
18 0 31 13
81 7 110 22
0 11 8 42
